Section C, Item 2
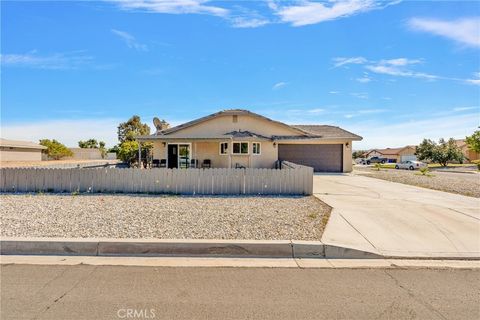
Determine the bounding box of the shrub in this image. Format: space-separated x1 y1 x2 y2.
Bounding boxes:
39 139 73 160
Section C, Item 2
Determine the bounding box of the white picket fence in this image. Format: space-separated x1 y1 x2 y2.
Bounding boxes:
0 162 313 195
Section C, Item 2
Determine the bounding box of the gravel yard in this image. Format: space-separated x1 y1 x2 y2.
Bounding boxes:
354 167 480 198
0 194 331 240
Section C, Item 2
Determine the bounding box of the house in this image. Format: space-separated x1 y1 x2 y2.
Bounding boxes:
365 146 417 163
138 109 362 172
455 139 480 162
0 138 47 162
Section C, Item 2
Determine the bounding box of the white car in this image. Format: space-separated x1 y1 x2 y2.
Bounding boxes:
395 160 427 170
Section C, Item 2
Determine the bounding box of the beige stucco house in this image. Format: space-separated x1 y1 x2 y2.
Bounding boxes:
0 138 47 162
365 146 417 163
138 109 362 172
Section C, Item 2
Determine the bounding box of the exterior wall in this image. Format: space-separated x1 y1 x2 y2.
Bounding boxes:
67 148 103 160
462 146 480 161
193 141 229 168
152 141 166 160
249 141 277 168
164 114 301 138
150 140 277 169
0 147 43 162
277 140 353 172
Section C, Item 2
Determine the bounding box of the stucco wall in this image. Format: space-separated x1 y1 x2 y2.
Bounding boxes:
164 114 300 138
0 147 43 162
151 140 277 169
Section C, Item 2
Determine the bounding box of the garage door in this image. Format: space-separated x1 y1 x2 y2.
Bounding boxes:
278 144 343 172
400 155 417 162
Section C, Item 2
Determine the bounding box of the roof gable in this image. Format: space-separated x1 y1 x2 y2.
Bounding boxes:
159 109 307 136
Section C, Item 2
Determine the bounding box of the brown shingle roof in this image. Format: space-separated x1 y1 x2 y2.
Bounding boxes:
291 125 363 141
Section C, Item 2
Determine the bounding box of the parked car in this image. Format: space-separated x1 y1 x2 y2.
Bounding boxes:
395 160 427 170
361 157 388 165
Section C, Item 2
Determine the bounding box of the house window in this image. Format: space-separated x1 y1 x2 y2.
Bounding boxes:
232 142 248 154
252 142 261 155
232 115 238 123
220 142 228 155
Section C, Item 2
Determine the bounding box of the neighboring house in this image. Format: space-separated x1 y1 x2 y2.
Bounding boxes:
138 109 362 172
455 139 480 162
0 138 47 162
365 146 417 163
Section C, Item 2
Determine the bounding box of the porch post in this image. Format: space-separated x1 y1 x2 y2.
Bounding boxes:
138 141 142 169
229 138 233 168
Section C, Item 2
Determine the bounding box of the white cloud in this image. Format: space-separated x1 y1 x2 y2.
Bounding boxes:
307 108 325 114
408 17 480 48
111 29 148 51
356 76 371 83
350 92 369 99
379 58 422 66
272 81 288 90
113 0 228 17
333 56 480 85
350 113 479 149
1 118 122 148
230 17 269 28
332 56 367 68
344 108 385 118
1 52 93 70
271 0 400 27
453 106 478 112
329 91 340 94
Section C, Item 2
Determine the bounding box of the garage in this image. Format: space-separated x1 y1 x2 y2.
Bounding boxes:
278 144 343 172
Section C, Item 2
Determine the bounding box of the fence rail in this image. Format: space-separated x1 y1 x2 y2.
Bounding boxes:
0 164 313 195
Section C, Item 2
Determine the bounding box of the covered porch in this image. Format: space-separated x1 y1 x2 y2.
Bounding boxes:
138 134 276 169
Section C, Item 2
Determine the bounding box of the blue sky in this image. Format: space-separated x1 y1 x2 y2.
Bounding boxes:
1 0 479 149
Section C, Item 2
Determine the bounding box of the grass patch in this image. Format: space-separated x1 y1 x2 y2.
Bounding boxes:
308 212 318 219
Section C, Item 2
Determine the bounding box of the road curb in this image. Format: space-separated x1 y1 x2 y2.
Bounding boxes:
0 237 476 260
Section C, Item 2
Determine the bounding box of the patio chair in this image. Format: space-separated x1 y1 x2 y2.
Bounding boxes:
202 159 211 168
152 159 160 168
235 163 246 169
159 159 167 168
190 159 198 168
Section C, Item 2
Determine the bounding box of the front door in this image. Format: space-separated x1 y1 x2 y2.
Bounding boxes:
167 144 178 168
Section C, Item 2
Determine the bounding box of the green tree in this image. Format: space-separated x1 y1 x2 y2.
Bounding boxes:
78 139 99 148
39 139 73 160
117 115 150 143
352 150 367 159
415 138 464 166
465 130 480 153
116 116 152 166
78 139 107 159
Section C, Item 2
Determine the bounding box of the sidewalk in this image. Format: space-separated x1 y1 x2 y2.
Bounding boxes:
314 174 480 259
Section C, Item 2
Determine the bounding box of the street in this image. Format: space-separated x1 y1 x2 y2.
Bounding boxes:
1 264 479 320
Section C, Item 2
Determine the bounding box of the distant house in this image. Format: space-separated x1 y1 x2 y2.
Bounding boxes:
138 109 362 172
0 138 47 162
365 146 417 163
455 139 480 162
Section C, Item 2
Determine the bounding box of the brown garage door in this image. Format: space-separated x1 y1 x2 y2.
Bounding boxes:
278 144 343 172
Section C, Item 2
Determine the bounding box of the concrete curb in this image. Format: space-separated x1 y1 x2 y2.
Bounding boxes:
1 237 475 260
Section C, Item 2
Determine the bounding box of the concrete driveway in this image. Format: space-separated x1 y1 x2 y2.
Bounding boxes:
314 174 480 258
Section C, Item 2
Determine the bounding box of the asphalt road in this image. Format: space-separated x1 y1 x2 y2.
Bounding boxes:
1 264 479 320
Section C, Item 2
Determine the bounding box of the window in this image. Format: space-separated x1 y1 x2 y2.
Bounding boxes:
232 142 248 154
232 115 238 123
220 142 228 155
252 142 261 155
